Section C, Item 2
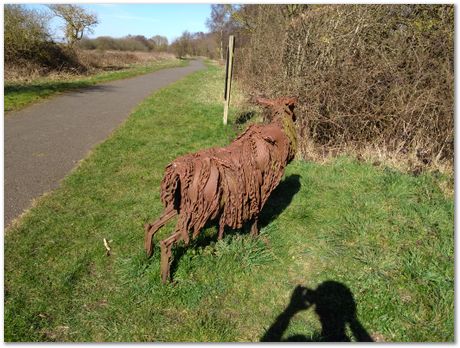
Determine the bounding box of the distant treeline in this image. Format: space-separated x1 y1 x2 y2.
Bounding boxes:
169 31 218 59
77 32 220 59
77 35 169 52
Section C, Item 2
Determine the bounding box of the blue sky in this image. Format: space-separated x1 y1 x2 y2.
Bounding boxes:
26 4 212 43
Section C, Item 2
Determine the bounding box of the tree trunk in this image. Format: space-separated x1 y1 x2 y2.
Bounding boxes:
220 29 224 60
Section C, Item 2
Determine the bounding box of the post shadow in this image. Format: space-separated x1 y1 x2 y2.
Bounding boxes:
261 281 374 342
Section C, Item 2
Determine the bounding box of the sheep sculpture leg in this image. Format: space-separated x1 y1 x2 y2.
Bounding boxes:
144 209 191 283
217 223 225 240
250 217 259 237
160 230 182 284
217 216 258 241
144 208 176 258
152 216 257 284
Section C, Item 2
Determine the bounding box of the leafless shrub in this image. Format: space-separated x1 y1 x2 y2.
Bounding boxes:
4 4 87 77
4 4 51 65
234 4 454 171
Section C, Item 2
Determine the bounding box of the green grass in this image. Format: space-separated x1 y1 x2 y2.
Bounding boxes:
4 58 188 113
4 63 454 342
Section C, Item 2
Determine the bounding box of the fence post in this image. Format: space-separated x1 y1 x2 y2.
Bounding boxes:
223 35 235 125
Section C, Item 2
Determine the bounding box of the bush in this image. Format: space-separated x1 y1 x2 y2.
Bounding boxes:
4 4 50 64
4 4 86 75
234 5 454 168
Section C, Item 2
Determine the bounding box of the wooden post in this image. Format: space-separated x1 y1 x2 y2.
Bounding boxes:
223 35 235 125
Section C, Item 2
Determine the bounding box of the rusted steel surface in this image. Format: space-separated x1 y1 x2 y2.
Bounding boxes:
145 96 298 283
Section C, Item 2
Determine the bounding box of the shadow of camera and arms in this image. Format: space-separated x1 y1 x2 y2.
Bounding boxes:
261 281 374 342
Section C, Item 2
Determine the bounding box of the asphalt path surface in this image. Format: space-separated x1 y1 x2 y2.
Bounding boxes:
5 59 204 227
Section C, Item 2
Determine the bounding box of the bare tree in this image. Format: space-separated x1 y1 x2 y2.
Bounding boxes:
206 4 232 60
48 4 98 46
150 35 169 52
171 31 193 58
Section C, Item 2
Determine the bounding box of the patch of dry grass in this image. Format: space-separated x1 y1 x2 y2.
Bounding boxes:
5 50 177 83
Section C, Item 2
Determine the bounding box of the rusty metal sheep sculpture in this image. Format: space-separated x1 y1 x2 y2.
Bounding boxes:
144 96 298 283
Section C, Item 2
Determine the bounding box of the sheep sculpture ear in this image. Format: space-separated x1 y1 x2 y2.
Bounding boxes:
263 135 276 144
255 96 298 107
284 97 298 106
255 97 275 107
281 97 298 117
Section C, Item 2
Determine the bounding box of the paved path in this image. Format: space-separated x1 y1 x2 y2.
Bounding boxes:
4 59 204 226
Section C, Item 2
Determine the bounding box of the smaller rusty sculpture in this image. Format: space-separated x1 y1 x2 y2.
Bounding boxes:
145 96 298 283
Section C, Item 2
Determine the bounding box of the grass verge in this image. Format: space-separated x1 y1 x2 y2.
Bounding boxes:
4 58 188 113
4 63 454 342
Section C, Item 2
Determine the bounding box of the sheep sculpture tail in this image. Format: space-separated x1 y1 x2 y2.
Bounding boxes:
145 157 221 283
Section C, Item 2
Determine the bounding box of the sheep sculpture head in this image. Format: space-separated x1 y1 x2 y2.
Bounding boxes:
145 96 298 283
255 96 298 157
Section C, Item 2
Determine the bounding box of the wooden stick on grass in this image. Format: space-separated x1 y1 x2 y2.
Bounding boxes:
103 238 111 256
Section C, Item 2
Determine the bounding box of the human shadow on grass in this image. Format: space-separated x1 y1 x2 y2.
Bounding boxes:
261 281 374 342
168 174 301 282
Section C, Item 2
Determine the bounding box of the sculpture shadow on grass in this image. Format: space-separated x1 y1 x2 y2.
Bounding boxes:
168 174 302 282
260 281 374 342
259 174 301 229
